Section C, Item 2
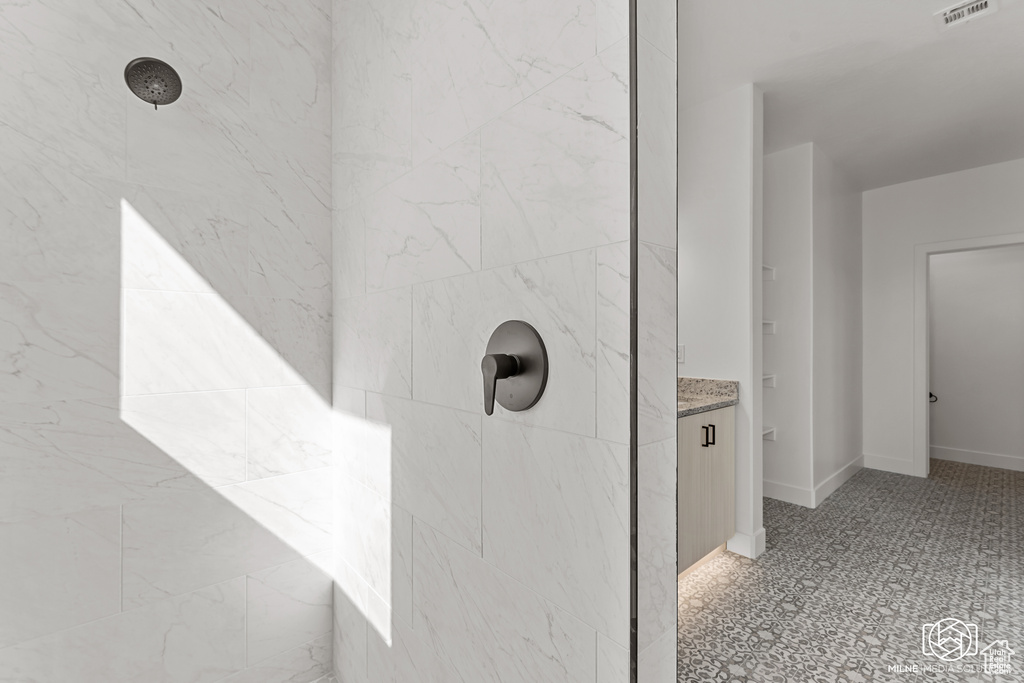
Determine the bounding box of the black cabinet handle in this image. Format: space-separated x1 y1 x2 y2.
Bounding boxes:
708 423 716 446
701 426 709 448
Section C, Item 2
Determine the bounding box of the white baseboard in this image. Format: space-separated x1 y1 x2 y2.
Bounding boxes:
727 527 765 559
813 456 863 506
763 457 863 510
763 480 814 508
863 453 920 476
931 446 1024 473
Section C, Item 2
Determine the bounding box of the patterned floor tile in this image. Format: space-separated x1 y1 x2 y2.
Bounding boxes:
678 461 1024 682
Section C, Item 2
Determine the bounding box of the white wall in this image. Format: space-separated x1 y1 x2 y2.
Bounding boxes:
863 156 1024 475
762 144 862 507
811 146 863 494
678 83 764 557
763 145 814 496
929 245 1024 471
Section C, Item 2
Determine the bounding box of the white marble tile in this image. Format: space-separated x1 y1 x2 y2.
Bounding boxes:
480 41 629 268
0 1 128 180
332 0 415 209
413 523 596 683
366 394 482 554
637 438 677 652
390 504 414 630
338 493 414 633
413 250 597 436
236 296 332 400
127 103 330 218
121 390 247 488
247 554 333 666
250 0 332 133
482 420 629 644
333 386 366 419
411 0 597 163
596 241 631 445
121 487 302 609
120 189 250 301
365 134 481 292
0 139 121 287
637 242 677 445
122 289 286 395
0 578 246 683
249 118 332 217
637 37 677 249
123 470 330 608
368 613 463 683
0 397 202 525
222 634 331 683
334 475 392 609
246 386 332 480
0 280 118 402
334 404 391 505
334 201 367 300
597 634 630 683
332 562 369 683
126 95 253 203
637 0 676 65
596 0 628 52
0 508 120 649
637 628 676 683
220 470 333 558
249 205 331 305
334 288 412 399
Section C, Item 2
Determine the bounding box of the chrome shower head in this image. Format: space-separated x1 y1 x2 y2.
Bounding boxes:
124 57 182 109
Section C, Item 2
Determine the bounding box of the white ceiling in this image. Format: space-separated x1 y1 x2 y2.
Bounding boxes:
680 0 1024 189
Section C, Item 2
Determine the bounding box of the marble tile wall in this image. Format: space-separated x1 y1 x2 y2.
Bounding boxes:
331 0 634 681
0 1 333 681
635 0 680 680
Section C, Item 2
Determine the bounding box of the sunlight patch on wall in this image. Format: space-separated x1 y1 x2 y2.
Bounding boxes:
118 199 395 645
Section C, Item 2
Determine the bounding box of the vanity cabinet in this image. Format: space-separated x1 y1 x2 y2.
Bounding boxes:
678 405 735 573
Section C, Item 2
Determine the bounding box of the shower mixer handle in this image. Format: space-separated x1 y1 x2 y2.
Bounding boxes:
480 320 548 416
481 354 520 416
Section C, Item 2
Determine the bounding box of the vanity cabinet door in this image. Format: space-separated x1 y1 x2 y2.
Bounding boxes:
677 406 735 574
677 412 707 572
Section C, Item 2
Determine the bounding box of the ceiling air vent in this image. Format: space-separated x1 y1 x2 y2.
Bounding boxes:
935 0 997 29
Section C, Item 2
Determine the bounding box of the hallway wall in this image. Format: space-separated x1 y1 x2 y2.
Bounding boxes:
863 156 1024 475
0 1 334 680
330 0 634 680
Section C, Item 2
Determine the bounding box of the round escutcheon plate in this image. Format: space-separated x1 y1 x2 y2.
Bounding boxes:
485 320 548 412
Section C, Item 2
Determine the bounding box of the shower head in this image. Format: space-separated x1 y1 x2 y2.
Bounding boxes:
124 57 182 109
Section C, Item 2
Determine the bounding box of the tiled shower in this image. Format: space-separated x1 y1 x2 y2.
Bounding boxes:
0 0 677 681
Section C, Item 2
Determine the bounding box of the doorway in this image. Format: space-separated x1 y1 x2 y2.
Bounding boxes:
916 237 1024 476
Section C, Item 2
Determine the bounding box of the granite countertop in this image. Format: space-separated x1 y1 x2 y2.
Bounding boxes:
677 377 739 418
